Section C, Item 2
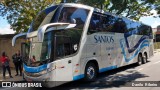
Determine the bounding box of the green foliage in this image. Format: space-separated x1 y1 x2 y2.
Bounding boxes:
154 42 160 49
0 0 60 33
0 0 159 33
70 0 153 20
151 0 160 15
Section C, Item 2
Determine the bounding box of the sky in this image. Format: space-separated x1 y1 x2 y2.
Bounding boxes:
0 17 15 34
0 10 160 34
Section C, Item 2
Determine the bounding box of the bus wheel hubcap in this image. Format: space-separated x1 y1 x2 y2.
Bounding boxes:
87 66 95 79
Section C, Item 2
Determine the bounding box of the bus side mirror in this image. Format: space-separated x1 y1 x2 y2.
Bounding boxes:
12 33 27 46
37 23 76 42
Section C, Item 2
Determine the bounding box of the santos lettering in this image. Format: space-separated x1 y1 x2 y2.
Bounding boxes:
94 35 114 43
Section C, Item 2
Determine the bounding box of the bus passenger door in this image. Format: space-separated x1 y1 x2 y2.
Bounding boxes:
54 36 73 82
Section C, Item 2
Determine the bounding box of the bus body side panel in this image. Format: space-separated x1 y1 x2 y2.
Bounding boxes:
71 7 95 81
121 34 143 66
99 33 118 73
80 33 103 74
54 57 73 82
148 39 154 58
76 32 153 78
117 33 151 67
114 33 125 67
72 44 87 81
71 33 102 80
83 33 118 73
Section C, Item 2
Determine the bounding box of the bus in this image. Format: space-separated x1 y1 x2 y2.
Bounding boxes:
12 3 154 87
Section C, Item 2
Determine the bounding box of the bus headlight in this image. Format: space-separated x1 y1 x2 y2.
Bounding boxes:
47 66 55 72
38 69 47 75
31 69 47 77
47 68 52 72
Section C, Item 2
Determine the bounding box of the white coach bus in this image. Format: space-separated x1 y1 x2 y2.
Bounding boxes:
12 3 154 87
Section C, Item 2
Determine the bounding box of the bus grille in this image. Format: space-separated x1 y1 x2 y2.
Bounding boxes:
24 71 42 77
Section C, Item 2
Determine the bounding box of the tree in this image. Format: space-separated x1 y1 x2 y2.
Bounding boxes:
66 0 153 20
148 0 160 16
0 0 60 33
0 0 157 33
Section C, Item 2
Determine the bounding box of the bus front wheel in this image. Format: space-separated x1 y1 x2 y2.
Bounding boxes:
84 63 97 81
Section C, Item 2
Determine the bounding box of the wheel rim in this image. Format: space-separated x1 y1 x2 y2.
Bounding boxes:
87 66 95 79
138 55 142 64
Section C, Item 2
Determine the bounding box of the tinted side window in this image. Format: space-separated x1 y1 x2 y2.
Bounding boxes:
58 7 89 29
88 13 102 34
55 36 65 58
55 35 73 59
112 18 127 33
54 29 82 59
124 20 152 36
88 13 127 34
138 25 152 35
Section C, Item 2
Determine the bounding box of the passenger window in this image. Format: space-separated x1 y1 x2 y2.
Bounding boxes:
88 13 127 34
55 36 65 58
55 36 72 59
58 7 89 29
54 29 82 59
88 13 102 34
63 37 72 56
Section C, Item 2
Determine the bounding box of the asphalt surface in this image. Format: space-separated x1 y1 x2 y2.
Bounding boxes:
0 50 160 90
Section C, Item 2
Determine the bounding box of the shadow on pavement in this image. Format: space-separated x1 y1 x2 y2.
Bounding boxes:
0 63 150 90
52 63 149 90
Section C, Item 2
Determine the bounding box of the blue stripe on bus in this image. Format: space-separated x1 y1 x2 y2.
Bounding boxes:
23 64 47 73
124 35 148 53
123 28 150 53
99 65 117 73
120 39 149 62
73 74 84 80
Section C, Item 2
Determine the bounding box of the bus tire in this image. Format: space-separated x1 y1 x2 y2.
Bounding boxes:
143 53 148 63
137 54 143 65
84 62 97 81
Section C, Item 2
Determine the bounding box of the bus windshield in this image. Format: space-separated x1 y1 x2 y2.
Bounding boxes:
27 5 90 66
28 5 58 32
28 5 89 32
58 7 89 29
29 32 53 66
29 27 83 66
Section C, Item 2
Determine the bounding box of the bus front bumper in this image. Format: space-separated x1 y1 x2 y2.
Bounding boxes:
23 72 56 87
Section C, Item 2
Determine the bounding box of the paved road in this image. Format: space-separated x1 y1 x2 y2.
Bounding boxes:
1 50 160 90
53 50 160 90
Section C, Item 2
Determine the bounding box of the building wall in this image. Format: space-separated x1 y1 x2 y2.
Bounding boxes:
0 34 25 67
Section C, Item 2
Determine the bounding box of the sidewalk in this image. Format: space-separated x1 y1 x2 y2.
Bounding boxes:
154 49 160 53
0 67 23 81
